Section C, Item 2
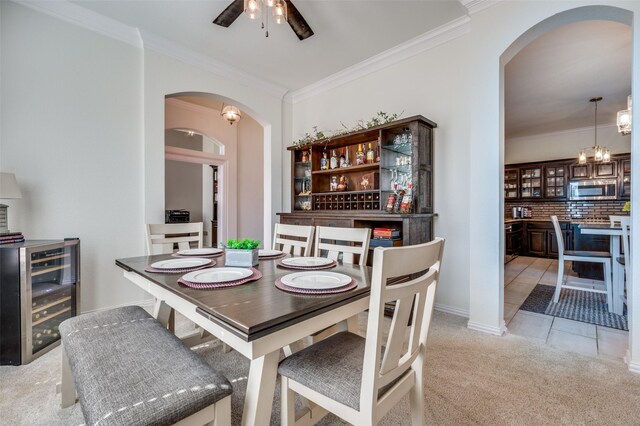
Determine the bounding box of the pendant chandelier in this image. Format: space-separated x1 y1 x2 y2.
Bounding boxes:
244 0 287 37
578 97 610 165
221 104 241 125
616 94 632 135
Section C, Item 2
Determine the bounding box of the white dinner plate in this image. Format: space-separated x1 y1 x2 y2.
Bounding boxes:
176 248 223 256
281 257 333 267
151 258 211 269
258 249 283 257
281 272 351 290
182 267 253 284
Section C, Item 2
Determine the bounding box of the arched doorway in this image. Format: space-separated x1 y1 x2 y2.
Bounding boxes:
498 6 635 364
164 94 270 246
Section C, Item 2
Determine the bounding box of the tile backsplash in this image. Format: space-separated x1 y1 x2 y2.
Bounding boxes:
505 200 628 221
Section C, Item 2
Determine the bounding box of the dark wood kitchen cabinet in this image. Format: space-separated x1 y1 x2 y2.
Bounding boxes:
505 222 522 255
620 156 631 199
522 221 571 258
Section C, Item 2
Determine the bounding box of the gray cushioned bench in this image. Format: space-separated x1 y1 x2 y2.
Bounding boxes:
59 306 232 426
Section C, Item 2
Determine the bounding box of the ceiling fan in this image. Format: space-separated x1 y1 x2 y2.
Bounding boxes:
213 0 314 40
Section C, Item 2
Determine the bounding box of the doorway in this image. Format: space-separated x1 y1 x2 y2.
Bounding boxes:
500 9 632 361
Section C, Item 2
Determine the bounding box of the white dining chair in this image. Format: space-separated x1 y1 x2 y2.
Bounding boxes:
609 215 631 306
272 223 315 256
278 238 445 426
145 222 204 255
551 216 613 311
314 226 371 266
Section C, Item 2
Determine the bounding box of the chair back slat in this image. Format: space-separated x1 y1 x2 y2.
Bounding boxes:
314 226 371 266
611 215 631 279
360 238 444 412
146 222 204 255
272 223 314 256
550 216 565 255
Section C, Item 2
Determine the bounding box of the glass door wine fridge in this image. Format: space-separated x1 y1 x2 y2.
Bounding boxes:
0 239 80 365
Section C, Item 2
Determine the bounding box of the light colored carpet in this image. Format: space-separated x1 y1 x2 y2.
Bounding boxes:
2 311 640 425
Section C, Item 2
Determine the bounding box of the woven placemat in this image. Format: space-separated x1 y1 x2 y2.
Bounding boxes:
178 267 262 289
275 277 357 295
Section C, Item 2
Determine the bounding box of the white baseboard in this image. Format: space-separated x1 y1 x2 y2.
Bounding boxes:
628 361 640 375
80 298 155 314
467 320 506 336
434 303 469 318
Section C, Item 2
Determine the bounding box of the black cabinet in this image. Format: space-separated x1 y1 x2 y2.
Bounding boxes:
522 221 571 258
505 222 522 255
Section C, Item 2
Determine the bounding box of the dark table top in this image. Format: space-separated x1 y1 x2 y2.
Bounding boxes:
116 254 372 342
578 223 621 230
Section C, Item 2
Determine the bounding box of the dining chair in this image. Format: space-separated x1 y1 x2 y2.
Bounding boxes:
278 238 445 426
609 215 631 306
314 226 371 266
145 222 204 255
272 223 315 256
551 215 613 311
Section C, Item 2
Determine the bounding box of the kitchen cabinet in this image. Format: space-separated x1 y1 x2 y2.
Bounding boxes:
544 165 566 198
519 167 543 198
522 221 571 258
504 169 518 199
593 161 617 178
620 156 631 199
505 222 522 255
570 163 591 180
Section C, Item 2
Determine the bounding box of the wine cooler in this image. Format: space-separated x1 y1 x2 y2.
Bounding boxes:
0 239 80 365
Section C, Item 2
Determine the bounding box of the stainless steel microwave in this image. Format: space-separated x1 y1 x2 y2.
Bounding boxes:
568 179 617 201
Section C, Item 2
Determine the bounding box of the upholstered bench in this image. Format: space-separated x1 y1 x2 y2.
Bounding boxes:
59 305 232 426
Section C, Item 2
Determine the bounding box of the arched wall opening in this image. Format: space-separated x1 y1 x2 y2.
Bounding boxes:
496 5 635 365
161 92 271 246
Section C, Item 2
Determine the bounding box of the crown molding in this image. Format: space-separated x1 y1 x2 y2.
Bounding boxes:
285 15 471 104
459 0 502 15
507 123 620 143
139 30 288 99
13 0 288 100
13 0 142 48
166 97 220 115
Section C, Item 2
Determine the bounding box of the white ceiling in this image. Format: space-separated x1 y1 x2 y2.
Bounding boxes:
70 0 467 90
505 20 632 139
64 2 632 139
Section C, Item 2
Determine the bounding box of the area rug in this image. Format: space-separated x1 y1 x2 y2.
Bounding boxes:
520 284 628 331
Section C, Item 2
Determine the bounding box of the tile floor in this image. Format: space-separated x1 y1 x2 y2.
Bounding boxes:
504 256 629 361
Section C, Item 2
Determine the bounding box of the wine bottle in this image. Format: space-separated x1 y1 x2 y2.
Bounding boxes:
355 144 365 165
339 148 347 168
320 151 328 170
330 149 338 169
366 143 375 164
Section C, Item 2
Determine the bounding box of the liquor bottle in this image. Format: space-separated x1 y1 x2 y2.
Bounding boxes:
330 150 338 169
339 148 347 168
344 147 351 167
320 151 328 170
366 143 375 164
355 144 365 165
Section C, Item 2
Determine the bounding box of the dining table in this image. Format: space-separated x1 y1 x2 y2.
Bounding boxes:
578 223 625 315
115 252 372 426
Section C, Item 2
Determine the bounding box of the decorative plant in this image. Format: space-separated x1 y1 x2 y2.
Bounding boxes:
223 239 261 250
623 201 631 212
291 111 403 148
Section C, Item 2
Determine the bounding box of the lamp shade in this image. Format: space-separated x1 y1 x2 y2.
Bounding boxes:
0 173 22 199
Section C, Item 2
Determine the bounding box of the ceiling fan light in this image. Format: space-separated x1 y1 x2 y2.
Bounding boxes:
221 105 241 125
244 0 261 19
272 0 287 24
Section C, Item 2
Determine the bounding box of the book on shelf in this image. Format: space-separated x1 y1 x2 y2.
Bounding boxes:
373 228 400 238
370 237 402 248
0 232 24 245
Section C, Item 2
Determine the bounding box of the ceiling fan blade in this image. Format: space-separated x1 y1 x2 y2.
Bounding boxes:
213 0 244 27
285 0 314 40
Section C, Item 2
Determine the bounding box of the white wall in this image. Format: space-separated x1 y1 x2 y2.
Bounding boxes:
237 114 264 241
0 2 148 311
506 124 632 164
290 1 640 338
